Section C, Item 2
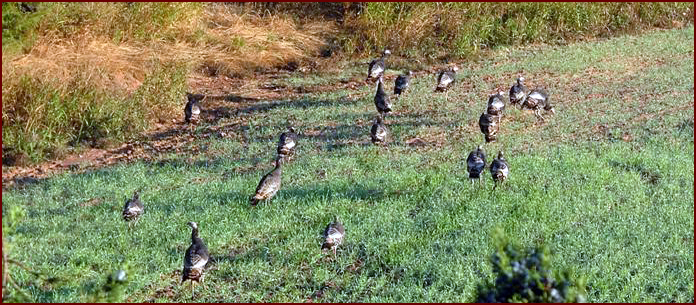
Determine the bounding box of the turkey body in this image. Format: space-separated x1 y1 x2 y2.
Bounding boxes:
479 112 500 143
394 71 412 96
523 88 555 121
374 76 392 115
509 77 527 106
185 93 204 124
182 222 209 285
277 127 298 160
322 218 345 257
250 158 283 206
487 92 506 116
367 49 391 81
435 67 458 92
370 116 389 144
490 151 509 190
467 146 487 183
122 190 144 222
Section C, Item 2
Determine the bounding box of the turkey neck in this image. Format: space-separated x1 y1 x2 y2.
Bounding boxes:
191 227 201 244
274 160 283 173
376 78 384 92
334 222 344 232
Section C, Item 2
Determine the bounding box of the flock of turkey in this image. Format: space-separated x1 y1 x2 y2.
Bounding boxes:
364 49 553 192
121 48 555 297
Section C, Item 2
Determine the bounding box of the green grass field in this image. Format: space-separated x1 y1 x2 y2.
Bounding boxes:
2 26 693 302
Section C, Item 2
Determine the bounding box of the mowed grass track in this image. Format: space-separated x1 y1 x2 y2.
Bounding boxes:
2 26 693 302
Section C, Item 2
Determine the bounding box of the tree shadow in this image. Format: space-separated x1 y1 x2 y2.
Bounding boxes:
147 126 189 141
142 157 232 170
200 95 362 121
299 115 450 152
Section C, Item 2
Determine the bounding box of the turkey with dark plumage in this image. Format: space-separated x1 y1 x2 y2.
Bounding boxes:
522 88 555 121
467 145 487 185
122 190 144 223
184 93 204 124
487 91 506 116
435 65 459 102
370 116 389 145
479 112 500 143
277 126 298 160
490 151 509 191
374 76 392 116
367 49 391 82
182 221 209 297
509 77 527 107
394 70 412 97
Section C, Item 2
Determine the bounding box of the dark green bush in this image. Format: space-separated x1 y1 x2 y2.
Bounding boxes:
475 230 587 303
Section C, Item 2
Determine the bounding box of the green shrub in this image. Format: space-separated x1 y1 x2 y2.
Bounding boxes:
1 59 187 163
475 229 587 303
2 3 44 54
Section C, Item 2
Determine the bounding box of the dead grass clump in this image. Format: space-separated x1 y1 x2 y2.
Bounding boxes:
10 36 152 93
181 4 336 77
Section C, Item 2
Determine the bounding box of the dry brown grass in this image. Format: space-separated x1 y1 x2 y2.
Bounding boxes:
2 2 336 163
175 4 335 77
8 37 151 93
5 3 335 93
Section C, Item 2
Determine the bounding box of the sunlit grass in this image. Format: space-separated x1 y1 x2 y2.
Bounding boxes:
2 26 693 303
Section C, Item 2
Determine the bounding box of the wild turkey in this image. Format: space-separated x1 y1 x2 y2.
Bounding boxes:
185 93 204 124
321 216 345 257
277 126 298 160
466 145 487 185
522 88 555 121
486 91 506 116
374 76 392 116
18 2 37 13
182 221 210 297
394 70 412 97
479 112 500 143
509 77 527 107
122 190 144 223
490 151 509 191
250 157 283 206
370 116 389 145
435 65 459 101
366 49 391 82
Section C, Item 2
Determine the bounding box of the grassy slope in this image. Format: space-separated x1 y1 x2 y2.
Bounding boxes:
2 26 693 302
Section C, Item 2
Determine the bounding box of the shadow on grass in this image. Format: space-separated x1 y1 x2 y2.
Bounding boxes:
212 184 396 210
144 157 231 170
608 160 661 185
200 94 363 122
2 93 452 192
